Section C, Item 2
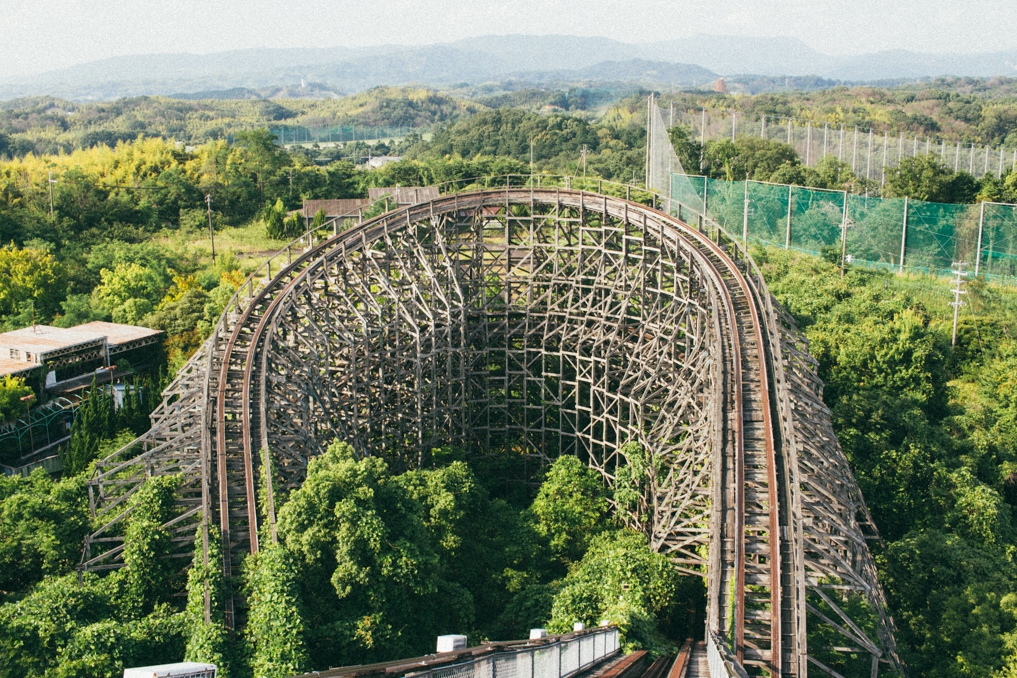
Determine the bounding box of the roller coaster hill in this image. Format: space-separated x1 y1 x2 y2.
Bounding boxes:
79 107 909 678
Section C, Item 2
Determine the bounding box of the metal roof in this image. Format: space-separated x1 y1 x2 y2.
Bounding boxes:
367 186 439 205
0 322 163 377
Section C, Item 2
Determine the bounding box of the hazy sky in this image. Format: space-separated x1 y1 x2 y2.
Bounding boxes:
0 0 1012 80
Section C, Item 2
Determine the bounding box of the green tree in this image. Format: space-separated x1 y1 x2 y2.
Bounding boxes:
0 243 63 321
277 441 474 668
0 375 32 423
529 455 608 563
0 474 187 678
120 475 184 617
667 124 702 175
0 469 88 600
63 382 118 476
703 137 800 181
264 199 286 239
311 208 327 231
884 154 978 203
548 529 697 655
92 262 171 324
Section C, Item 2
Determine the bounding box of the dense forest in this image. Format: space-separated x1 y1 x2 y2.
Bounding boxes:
0 442 698 678
4 83 1017 676
6 76 1017 159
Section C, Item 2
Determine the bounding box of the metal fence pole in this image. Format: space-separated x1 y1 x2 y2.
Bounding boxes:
785 185 793 249
899 196 909 272
976 201 986 276
840 190 849 277
743 181 749 248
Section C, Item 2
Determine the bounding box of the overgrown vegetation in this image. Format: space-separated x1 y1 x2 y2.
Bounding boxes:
757 248 1017 677
5 84 1017 677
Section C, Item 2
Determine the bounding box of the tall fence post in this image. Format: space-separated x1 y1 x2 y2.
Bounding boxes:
785 185 793 249
976 201 986 276
899 196 909 272
840 190 849 277
743 181 749 249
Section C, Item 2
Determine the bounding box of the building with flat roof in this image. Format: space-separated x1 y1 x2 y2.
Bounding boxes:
0 321 163 389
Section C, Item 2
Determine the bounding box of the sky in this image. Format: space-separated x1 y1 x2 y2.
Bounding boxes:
0 0 1014 80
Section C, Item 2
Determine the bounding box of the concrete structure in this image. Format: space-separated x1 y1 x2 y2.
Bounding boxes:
436 635 468 653
123 663 215 678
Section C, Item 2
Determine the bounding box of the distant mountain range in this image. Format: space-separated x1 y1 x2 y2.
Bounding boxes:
2 34 1017 101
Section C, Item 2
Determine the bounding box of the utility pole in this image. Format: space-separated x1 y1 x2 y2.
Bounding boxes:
48 171 57 217
530 138 535 176
205 194 217 264
580 145 589 178
289 168 294 198
950 262 968 347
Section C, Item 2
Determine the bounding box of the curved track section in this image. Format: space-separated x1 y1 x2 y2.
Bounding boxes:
82 188 903 676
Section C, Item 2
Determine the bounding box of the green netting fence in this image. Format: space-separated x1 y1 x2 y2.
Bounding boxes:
671 174 1017 282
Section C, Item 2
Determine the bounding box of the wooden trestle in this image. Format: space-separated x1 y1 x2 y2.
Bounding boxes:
81 187 905 677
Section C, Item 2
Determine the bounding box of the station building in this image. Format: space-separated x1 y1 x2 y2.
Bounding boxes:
0 321 163 394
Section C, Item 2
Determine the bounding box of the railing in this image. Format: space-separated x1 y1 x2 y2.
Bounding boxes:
706 632 750 678
405 628 619 678
292 627 620 678
1 453 64 477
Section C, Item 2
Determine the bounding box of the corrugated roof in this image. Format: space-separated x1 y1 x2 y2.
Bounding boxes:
0 357 36 378
301 198 370 218
0 325 102 355
368 186 439 205
73 322 162 347
0 323 161 353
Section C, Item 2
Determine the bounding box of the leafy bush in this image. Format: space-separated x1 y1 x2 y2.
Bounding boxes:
0 375 32 423
244 545 310 678
548 529 699 655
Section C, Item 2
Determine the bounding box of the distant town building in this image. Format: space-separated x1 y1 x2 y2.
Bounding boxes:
364 155 402 169
0 321 163 392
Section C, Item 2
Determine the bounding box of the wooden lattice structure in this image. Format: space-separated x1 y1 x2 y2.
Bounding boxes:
81 186 904 677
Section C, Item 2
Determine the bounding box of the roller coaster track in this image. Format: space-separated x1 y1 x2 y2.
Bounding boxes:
81 178 905 677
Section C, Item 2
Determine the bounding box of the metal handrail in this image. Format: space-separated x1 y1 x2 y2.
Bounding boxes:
291 626 620 678
706 632 750 678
